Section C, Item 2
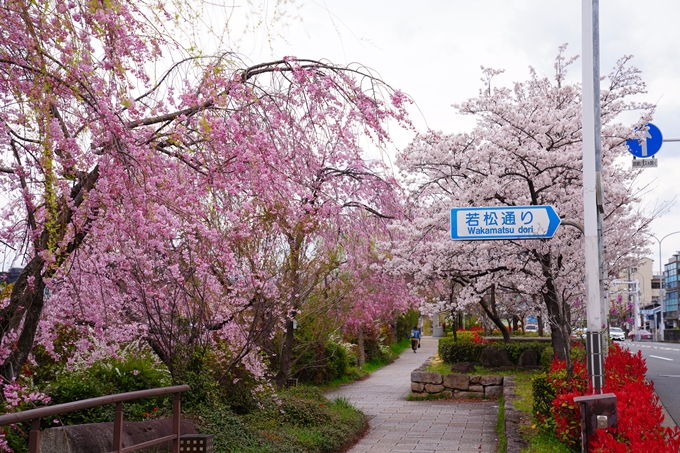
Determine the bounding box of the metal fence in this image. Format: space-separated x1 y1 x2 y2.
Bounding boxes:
0 384 190 453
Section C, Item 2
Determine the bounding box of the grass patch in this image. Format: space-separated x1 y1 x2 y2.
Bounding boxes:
424 356 537 379
424 355 451 375
511 371 534 414
390 338 411 355
504 369 575 453
363 338 411 373
521 431 575 453
322 338 411 391
325 367 368 388
496 395 506 453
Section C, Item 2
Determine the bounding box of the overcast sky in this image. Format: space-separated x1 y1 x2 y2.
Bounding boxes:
233 0 680 273
3 1 679 275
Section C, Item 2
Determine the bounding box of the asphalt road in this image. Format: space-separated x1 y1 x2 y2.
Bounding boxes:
624 339 680 426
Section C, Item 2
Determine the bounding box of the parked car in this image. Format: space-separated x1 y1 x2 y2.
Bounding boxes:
628 329 653 341
609 327 625 341
525 324 538 332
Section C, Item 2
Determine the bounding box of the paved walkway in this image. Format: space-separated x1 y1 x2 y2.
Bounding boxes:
326 337 498 453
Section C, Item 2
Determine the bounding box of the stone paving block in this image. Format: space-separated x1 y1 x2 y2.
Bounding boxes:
325 337 498 453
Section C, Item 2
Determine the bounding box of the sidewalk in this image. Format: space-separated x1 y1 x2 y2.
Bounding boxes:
326 337 498 453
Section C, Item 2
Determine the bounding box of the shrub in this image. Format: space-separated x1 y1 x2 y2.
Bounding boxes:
439 336 551 366
502 342 551 364
362 336 391 364
325 342 350 380
45 350 171 426
540 346 554 372
531 373 555 423
192 386 367 453
173 349 223 411
45 373 114 425
191 402 265 452
397 310 420 340
538 343 680 452
438 335 486 363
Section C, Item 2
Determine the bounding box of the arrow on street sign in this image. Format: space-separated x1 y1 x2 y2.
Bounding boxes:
626 123 663 158
450 205 561 241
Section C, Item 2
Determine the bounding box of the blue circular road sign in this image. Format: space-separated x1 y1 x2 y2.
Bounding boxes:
626 123 663 158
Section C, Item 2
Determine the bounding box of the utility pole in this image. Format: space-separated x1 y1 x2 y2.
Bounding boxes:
576 5 618 451
582 0 605 391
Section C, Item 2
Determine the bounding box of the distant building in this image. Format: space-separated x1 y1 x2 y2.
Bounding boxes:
0 267 23 285
664 252 680 328
611 257 661 332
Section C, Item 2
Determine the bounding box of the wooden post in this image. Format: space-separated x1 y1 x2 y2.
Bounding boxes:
172 392 181 453
113 402 123 452
28 418 40 453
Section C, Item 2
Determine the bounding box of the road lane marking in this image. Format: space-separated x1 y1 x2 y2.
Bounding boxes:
649 355 673 361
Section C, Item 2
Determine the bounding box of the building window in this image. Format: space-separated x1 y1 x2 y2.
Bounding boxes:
666 292 679 312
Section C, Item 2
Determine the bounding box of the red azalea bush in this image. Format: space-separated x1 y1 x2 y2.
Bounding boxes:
453 329 488 344
545 343 680 452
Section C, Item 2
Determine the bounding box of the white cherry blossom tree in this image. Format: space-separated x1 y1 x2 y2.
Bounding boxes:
390 46 656 377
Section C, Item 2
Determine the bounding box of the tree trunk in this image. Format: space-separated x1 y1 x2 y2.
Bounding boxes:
389 312 398 344
537 314 544 337
275 318 296 388
478 284 511 342
275 232 304 389
0 166 99 382
0 257 46 380
452 311 458 342
357 324 365 367
538 253 573 380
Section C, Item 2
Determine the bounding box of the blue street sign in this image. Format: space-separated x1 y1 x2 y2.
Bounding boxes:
450 205 561 241
626 123 663 158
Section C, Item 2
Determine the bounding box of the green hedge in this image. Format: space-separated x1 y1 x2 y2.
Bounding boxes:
438 337 552 365
532 373 556 421
439 338 486 363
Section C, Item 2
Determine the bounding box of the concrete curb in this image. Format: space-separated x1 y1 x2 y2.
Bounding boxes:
660 398 677 429
503 376 528 453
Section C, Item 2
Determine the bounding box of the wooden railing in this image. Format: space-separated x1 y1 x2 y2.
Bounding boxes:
0 385 190 453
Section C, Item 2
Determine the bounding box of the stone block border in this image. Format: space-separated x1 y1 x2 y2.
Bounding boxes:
410 357 503 399
411 356 528 453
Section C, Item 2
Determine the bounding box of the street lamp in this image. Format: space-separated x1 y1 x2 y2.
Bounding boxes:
646 231 680 340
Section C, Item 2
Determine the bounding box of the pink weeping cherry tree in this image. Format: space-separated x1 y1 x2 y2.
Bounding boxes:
0 0 414 387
